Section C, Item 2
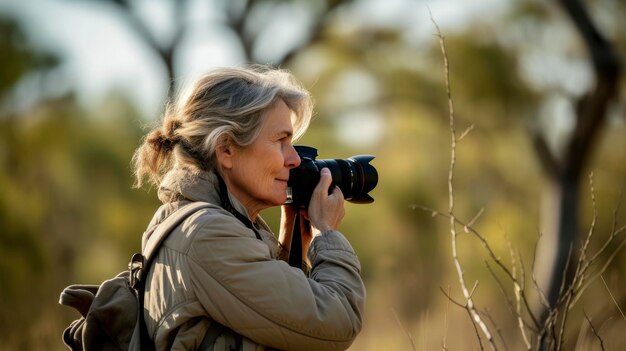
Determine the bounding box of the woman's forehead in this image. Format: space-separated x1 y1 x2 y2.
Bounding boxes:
261 100 294 134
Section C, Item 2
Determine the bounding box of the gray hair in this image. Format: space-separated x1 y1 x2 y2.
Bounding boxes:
132 66 313 188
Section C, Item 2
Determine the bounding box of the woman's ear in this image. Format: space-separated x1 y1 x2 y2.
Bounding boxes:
216 135 235 170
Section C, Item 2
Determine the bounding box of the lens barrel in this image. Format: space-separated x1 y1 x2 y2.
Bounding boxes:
286 146 378 207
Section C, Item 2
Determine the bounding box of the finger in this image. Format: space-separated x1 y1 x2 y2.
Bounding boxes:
330 185 344 200
330 186 343 196
316 168 333 193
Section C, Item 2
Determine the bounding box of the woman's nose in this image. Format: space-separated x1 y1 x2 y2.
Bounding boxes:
286 145 301 169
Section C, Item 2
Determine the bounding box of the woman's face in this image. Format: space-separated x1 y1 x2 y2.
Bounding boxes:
222 99 301 218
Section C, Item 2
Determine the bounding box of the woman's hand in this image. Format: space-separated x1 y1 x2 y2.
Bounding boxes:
279 168 344 262
308 168 345 236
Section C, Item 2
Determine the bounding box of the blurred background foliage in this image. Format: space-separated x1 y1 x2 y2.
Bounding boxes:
1 0 625 350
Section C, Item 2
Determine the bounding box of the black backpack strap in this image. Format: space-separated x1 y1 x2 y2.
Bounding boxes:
215 172 262 240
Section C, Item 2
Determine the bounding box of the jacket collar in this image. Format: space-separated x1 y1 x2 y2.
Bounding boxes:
158 167 253 222
153 167 278 258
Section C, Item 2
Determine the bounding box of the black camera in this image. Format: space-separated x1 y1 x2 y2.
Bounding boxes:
286 146 378 207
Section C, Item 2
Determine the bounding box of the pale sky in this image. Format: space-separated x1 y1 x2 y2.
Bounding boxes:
0 0 512 119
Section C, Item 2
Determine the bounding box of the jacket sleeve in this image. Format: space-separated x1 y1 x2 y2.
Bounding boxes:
187 211 365 351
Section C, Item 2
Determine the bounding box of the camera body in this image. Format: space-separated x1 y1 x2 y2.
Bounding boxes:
286 146 378 207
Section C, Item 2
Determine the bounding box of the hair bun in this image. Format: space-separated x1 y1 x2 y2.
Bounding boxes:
156 133 176 152
148 129 179 153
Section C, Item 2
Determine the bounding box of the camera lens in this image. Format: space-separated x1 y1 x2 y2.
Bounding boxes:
287 146 378 207
347 155 378 203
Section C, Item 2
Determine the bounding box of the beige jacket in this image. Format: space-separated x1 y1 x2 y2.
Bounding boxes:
142 169 365 351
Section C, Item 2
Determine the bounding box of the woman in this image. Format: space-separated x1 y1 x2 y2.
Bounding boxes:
132 66 365 350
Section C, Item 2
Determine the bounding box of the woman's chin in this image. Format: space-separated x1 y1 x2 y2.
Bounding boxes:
275 195 288 206
271 184 289 205
272 192 288 206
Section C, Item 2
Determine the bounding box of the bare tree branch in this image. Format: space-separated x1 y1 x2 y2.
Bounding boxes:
431 13 496 350
392 308 417 351
601 275 626 322
583 311 605 351
442 285 450 351
507 241 533 349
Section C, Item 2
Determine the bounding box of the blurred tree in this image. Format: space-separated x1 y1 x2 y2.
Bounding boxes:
0 92 160 350
290 2 624 348
432 1 624 348
418 1 624 347
2 1 625 349
0 16 60 113
95 0 353 98
519 0 622 337
0 15 159 349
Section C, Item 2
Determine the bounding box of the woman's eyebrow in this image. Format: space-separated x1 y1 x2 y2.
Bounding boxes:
274 130 293 138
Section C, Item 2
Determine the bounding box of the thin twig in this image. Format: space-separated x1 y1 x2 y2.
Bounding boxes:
556 243 579 350
466 306 485 350
507 239 532 349
600 275 626 322
485 261 517 318
569 234 626 308
465 207 485 232
419 204 541 330
531 232 551 309
557 243 574 304
483 308 510 351
559 176 626 311
458 124 475 142
423 309 429 351
557 289 574 351
588 223 626 264
443 285 450 351
431 13 495 350
574 318 589 351
572 173 599 292
392 308 417 351
440 286 469 309
583 311 605 350
557 174 601 351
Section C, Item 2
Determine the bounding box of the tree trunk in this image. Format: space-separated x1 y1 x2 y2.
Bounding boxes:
536 174 580 319
533 2 620 349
